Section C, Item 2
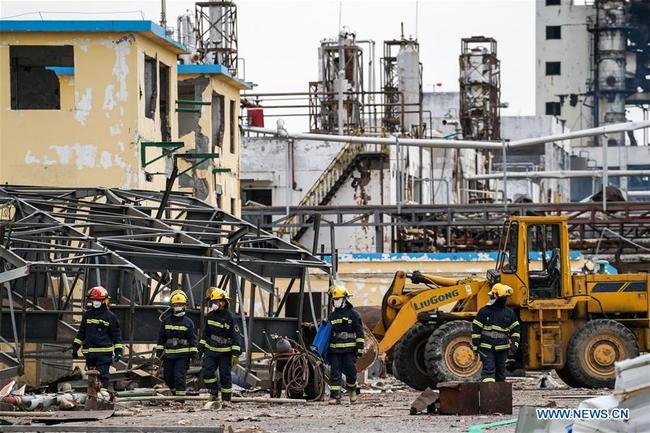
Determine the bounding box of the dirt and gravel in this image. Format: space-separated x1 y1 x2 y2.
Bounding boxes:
2 374 606 433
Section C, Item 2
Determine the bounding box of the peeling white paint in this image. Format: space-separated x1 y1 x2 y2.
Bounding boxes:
109 125 121 136
103 85 116 113
117 141 125 152
112 40 131 102
24 151 41 165
74 88 93 125
43 156 57 166
74 144 97 169
100 151 113 169
51 145 72 165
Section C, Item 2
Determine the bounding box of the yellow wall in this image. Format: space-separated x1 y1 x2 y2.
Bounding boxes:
0 31 179 191
177 73 242 215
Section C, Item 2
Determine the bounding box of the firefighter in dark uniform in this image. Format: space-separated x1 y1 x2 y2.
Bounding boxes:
472 283 520 383
199 288 241 407
156 290 198 397
72 286 122 399
327 284 364 405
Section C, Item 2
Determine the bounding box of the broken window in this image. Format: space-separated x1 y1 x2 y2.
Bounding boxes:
144 55 157 119
178 81 198 137
212 91 225 150
546 61 561 76
229 99 236 154
545 102 561 116
159 62 170 141
546 26 561 40
10 45 73 110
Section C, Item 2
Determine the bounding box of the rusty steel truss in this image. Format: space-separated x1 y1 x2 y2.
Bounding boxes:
242 201 650 257
0 186 329 378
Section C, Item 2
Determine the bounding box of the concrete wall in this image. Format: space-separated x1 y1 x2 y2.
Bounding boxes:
535 0 593 139
0 31 178 190
177 73 243 215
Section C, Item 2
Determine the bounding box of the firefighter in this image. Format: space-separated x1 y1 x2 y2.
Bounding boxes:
156 290 198 397
471 283 521 383
327 284 364 405
199 288 241 407
71 286 122 399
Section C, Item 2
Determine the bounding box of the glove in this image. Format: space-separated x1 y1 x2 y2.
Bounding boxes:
508 344 518 357
356 350 363 359
231 354 240 366
71 344 80 359
113 350 122 363
155 349 164 358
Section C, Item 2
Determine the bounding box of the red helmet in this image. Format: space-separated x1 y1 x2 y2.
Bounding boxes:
87 286 109 302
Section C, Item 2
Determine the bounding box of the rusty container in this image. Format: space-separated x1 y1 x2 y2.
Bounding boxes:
479 381 512 414
438 381 480 415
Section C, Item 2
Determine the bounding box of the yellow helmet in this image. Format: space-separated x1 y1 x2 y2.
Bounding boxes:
208 287 230 302
170 290 188 305
488 283 513 298
329 284 351 300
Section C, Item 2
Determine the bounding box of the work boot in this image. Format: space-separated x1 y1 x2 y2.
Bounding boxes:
349 391 357 404
222 400 231 408
328 397 341 405
202 399 222 411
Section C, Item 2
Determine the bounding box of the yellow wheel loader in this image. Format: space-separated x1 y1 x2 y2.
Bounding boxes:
374 216 649 390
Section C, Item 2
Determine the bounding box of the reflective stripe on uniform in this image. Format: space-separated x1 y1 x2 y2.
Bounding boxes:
231 345 241 352
510 333 520 338
221 388 232 393
355 338 365 343
82 346 114 353
73 338 82 345
346 382 356 388
471 334 481 339
508 321 520 331
207 320 230 329
482 378 495 383
472 319 484 328
87 319 110 326
479 343 492 349
156 345 164 350
204 377 219 384
165 325 189 331
329 342 357 349
330 318 352 325
494 344 510 350
203 342 233 352
164 347 198 354
114 344 123 349
330 386 341 391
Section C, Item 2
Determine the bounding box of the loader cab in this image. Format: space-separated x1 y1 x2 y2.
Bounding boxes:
491 216 572 305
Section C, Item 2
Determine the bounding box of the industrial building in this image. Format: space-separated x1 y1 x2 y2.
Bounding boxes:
535 0 650 197
0 18 247 214
0 1 649 431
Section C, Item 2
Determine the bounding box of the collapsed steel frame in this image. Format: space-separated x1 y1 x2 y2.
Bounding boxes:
242 201 650 256
0 186 329 377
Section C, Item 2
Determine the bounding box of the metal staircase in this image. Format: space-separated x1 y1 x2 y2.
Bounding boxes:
281 142 388 241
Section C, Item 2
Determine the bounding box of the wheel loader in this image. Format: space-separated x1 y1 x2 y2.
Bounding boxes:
374 215 649 390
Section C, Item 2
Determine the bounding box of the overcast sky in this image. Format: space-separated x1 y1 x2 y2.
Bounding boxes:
2 0 537 129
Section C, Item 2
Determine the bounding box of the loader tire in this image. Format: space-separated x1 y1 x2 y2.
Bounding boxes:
424 320 482 383
393 323 436 390
555 366 582 388
566 319 639 389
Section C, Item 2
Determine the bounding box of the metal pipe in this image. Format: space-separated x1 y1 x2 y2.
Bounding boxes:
244 120 650 151
465 169 650 180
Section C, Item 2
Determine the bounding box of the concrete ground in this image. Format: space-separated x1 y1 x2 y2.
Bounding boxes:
5 374 606 433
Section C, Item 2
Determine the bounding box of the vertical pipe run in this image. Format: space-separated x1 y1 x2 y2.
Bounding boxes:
502 139 508 211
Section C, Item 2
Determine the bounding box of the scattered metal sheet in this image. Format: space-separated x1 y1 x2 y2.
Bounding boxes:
479 381 512 414
438 381 479 415
410 387 439 415
32 409 115 425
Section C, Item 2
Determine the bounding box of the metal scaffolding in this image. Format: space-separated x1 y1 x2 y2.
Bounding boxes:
0 186 329 378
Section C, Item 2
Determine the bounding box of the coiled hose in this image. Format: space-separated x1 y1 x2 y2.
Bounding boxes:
270 338 326 401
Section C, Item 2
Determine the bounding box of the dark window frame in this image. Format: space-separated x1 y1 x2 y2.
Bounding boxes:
229 99 236 154
546 102 561 116
546 0 561 5
546 26 562 40
9 45 74 110
144 55 157 119
546 61 561 76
